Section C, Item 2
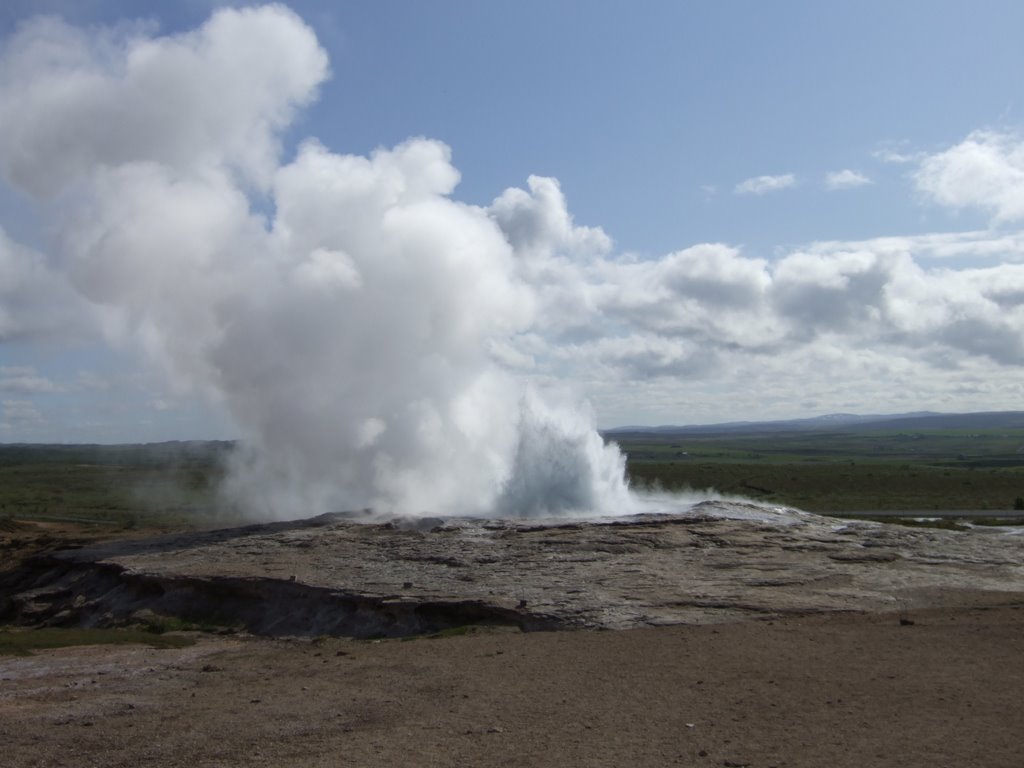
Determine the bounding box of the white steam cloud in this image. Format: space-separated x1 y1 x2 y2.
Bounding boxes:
0 6 631 519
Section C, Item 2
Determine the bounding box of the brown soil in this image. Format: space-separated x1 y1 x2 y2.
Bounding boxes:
1 603 1022 767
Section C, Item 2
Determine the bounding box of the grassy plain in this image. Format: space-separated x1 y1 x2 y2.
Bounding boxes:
2 425 1024 529
0 442 234 530
616 426 1024 512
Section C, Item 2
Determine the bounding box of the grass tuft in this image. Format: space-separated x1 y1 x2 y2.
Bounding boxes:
427 625 474 639
0 627 196 656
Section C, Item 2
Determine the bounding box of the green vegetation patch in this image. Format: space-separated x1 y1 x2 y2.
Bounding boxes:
428 625 474 639
0 627 196 656
135 612 239 635
626 460 1024 512
616 427 1024 512
0 442 244 530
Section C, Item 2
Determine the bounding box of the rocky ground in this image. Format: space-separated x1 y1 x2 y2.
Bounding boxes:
5 502 1024 634
2 504 1024 766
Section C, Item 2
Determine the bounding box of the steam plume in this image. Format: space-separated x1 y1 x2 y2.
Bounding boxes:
0 6 632 518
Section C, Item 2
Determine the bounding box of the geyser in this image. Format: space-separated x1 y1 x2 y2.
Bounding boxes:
0 5 633 519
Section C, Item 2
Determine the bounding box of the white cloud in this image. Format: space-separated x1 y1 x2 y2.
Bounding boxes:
808 229 1024 261
1 398 42 428
0 366 62 394
0 227 86 342
873 147 921 164
733 173 796 195
574 335 716 380
0 5 329 196
594 244 779 351
490 175 612 258
75 371 113 391
500 225 1024 384
825 169 871 189
470 168 1024 403
915 130 1024 223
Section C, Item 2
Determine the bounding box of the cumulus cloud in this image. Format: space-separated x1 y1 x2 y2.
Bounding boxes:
491 175 612 258
734 173 796 195
499 212 1024 384
574 335 718 380
807 230 1024 261
481 164 1024 385
825 169 871 189
596 244 778 349
487 168 1024 372
771 250 891 334
915 130 1024 223
0 5 328 196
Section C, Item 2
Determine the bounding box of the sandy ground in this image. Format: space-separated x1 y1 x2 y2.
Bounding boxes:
2 602 1023 768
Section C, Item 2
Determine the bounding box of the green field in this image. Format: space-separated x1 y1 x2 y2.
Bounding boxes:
615 426 1024 512
0 442 234 529
2 422 1024 527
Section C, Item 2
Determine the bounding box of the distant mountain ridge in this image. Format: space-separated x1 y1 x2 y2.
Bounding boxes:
604 410 1024 435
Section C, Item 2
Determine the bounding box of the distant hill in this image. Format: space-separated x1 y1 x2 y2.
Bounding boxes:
604 411 1024 436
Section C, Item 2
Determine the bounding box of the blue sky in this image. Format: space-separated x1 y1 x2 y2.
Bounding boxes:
2 1 1024 442
4 1 1018 253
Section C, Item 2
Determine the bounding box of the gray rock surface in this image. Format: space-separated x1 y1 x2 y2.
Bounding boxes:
6 501 1024 636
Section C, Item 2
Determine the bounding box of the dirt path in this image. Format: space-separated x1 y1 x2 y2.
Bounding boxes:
2 603 1022 767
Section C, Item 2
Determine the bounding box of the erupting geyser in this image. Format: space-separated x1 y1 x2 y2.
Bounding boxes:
0 5 633 518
